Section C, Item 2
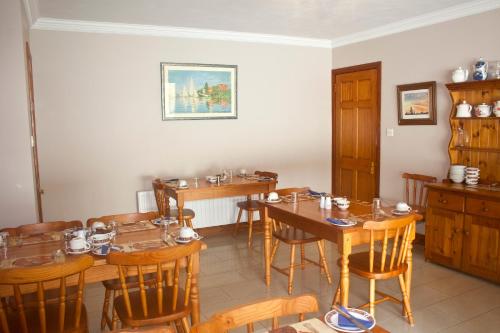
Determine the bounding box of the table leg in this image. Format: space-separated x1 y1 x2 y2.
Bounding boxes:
339 235 352 307
190 252 200 324
404 232 414 317
262 206 272 286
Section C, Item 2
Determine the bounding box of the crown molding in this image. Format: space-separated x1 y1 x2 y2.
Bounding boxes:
31 18 332 48
331 0 500 48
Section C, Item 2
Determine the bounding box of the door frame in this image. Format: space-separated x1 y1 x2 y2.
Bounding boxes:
331 61 381 197
25 42 44 222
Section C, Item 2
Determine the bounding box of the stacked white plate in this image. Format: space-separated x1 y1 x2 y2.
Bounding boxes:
449 164 466 183
465 167 480 185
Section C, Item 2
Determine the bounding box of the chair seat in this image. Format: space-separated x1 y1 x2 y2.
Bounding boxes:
102 273 156 290
273 228 321 244
114 287 191 327
338 252 408 280
236 200 260 211
4 302 88 333
165 208 195 219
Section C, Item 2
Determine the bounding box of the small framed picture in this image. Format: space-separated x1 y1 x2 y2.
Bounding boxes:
397 81 436 125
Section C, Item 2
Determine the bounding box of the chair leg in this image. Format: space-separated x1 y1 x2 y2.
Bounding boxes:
234 208 243 236
332 282 341 308
369 279 376 317
316 240 332 284
101 288 111 330
181 317 190 333
270 239 280 263
288 244 296 295
300 244 305 270
247 211 254 247
111 289 120 330
175 320 184 333
398 274 415 326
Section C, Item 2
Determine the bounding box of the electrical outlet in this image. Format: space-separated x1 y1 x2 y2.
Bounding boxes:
386 128 394 137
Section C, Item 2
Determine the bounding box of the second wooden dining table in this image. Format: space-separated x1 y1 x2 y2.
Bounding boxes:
260 198 422 307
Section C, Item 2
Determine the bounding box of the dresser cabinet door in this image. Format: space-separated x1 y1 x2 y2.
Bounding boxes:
462 215 500 281
425 207 464 268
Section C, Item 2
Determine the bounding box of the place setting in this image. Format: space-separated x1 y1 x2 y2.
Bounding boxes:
390 201 412 216
325 305 376 333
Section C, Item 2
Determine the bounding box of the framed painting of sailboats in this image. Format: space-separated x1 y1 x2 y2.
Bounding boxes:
161 62 238 120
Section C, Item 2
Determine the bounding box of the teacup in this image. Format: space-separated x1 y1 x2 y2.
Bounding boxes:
91 221 106 232
239 169 247 176
396 202 411 212
267 192 279 201
89 233 111 245
69 237 90 252
73 228 89 239
337 201 350 211
179 227 200 240
178 179 188 188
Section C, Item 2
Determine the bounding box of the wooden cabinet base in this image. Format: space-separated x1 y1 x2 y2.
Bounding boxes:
426 183 500 284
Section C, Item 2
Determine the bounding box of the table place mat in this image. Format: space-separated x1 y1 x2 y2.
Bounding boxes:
118 220 157 233
12 232 61 246
1 255 56 269
281 194 317 203
122 239 170 252
289 318 336 333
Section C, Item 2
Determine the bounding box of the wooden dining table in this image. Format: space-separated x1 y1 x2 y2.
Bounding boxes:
260 198 422 307
162 175 277 223
0 224 206 325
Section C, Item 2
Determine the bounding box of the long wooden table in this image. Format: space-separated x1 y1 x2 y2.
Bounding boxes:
0 226 206 324
261 199 422 307
163 176 277 223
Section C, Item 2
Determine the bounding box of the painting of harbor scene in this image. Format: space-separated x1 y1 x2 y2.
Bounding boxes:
161 63 237 120
397 81 436 125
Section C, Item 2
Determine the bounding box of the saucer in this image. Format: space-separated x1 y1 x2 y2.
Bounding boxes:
265 199 282 204
175 236 193 244
66 246 91 255
391 209 411 216
324 308 375 333
177 185 189 189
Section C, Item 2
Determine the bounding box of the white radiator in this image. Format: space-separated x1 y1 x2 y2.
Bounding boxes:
136 190 257 228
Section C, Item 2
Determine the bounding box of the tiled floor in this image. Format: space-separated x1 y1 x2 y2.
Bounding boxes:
85 230 500 332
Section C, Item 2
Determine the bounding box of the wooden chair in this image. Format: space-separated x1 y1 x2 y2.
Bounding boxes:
190 294 319 333
332 215 416 326
107 240 202 331
0 255 94 333
87 212 160 331
233 171 278 247
270 187 332 294
401 173 437 219
0 220 83 236
152 179 196 228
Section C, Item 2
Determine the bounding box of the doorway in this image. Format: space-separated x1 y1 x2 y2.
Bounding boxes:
332 62 381 201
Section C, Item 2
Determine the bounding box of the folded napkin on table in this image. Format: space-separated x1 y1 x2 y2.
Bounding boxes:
337 306 373 329
326 218 348 225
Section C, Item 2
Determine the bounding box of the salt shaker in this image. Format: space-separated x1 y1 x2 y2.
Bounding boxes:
325 196 332 210
320 194 326 208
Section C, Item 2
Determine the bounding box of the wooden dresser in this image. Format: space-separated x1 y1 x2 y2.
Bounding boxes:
425 79 500 283
425 183 500 283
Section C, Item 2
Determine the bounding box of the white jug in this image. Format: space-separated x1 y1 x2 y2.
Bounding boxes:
456 101 472 117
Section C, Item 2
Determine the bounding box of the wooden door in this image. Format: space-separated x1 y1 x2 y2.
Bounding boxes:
26 42 43 222
425 207 463 269
332 62 380 201
462 214 500 281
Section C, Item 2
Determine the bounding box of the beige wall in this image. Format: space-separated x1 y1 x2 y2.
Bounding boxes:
332 9 500 202
0 0 37 228
31 31 332 221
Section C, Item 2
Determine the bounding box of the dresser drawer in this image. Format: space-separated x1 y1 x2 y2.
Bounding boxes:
428 190 465 212
466 197 500 219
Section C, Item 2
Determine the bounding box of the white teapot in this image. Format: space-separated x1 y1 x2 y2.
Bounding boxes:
456 101 472 117
452 67 469 83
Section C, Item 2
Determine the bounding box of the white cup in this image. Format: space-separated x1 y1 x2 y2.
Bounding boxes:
267 192 279 201
337 201 350 211
178 179 188 187
73 229 88 239
396 202 411 212
91 221 106 232
89 233 111 245
179 227 200 240
69 237 90 251
240 169 247 176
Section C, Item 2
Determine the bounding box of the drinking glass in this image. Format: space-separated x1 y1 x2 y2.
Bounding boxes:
372 198 381 213
0 232 8 259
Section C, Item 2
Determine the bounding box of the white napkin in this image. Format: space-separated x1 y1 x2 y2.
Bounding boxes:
289 318 336 332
